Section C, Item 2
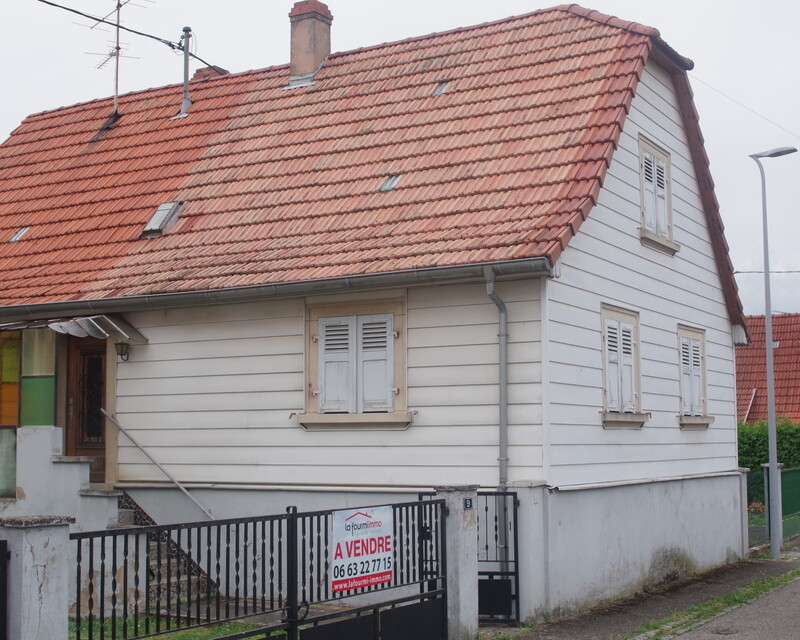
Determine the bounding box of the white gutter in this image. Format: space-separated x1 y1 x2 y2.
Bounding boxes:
0 258 551 322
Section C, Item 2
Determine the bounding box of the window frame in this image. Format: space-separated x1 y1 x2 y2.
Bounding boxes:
677 325 713 429
638 136 680 255
299 298 411 430
601 306 648 429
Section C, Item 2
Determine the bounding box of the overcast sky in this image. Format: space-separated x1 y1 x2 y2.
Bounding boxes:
2 1 798 315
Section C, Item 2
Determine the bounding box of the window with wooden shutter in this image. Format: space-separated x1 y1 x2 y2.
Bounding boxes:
358 314 394 412
639 138 676 254
301 298 409 429
604 317 636 414
620 322 636 413
319 317 356 413
679 329 706 419
605 319 621 412
318 313 394 414
602 307 646 428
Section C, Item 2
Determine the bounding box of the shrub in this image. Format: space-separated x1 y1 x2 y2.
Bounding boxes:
738 419 800 504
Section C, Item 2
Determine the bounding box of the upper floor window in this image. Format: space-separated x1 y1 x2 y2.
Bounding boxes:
639 137 679 255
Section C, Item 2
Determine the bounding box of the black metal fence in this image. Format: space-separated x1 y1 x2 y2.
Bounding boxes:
71 499 446 640
0 539 7 640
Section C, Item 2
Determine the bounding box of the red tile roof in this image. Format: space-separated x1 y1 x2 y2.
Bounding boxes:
737 314 800 423
0 4 744 327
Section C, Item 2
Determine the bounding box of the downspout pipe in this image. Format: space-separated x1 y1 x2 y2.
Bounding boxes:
484 266 509 491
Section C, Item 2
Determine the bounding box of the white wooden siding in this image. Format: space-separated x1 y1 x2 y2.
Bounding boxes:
543 60 738 486
116 280 543 489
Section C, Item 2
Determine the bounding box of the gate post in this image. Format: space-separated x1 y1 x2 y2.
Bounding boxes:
435 486 479 640
0 516 74 640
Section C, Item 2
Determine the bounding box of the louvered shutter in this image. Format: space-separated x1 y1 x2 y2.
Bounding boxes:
357 314 394 412
654 158 668 235
643 151 668 236
605 319 621 412
681 336 703 415
642 152 657 232
680 337 693 415
690 339 703 415
319 317 356 413
620 322 636 412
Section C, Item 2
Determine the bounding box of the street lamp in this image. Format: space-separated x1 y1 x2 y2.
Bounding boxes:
749 146 797 560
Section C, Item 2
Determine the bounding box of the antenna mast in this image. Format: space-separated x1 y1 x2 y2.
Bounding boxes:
112 0 122 113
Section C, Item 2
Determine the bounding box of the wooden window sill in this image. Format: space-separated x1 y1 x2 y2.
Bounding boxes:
679 415 714 430
298 411 413 431
639 228 680 255
602 411 649 429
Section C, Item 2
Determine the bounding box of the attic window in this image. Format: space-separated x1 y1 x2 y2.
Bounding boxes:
380 175 402 192
142 202 182 238
8 226 29 242
432 81 450 96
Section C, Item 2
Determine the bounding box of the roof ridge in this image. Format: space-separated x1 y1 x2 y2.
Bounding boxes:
557 4 660 37
17 4 657 128
325 6 567 62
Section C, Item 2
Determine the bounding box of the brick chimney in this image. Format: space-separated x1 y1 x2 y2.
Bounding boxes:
289 0 333 81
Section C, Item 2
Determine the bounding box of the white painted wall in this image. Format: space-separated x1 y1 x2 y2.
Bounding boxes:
541 474 745 615
115 279 542 490
543 59 739 487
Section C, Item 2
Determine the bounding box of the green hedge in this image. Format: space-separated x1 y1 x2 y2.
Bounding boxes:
739 419 800 504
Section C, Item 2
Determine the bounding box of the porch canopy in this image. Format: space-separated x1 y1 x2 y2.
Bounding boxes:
0 314 147 344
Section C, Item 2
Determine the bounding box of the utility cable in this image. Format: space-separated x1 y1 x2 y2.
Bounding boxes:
735 270 800 274
38 0 225 73
689 73 800 142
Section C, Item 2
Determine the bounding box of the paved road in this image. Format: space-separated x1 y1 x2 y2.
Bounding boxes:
676 577 800 639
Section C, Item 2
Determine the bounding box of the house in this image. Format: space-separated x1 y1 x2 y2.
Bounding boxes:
737 314 800 422
0 1 750 618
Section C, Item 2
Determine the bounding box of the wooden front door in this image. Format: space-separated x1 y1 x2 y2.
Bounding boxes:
67 337 107 483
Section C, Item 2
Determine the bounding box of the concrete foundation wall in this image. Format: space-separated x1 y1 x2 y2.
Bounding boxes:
127 472 745 624
536 473 745 617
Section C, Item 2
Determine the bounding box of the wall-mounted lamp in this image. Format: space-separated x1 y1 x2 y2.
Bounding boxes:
115 342 130 361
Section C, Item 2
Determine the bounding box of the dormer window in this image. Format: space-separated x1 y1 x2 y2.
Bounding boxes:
8 227 30 242
142 202 182 238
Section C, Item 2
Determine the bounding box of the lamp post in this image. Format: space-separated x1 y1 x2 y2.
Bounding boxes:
749 146 797 559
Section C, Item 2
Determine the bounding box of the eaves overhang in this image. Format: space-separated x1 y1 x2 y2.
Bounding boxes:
0 257 552 323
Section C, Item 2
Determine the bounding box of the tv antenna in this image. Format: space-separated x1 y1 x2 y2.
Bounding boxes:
81 0 154 114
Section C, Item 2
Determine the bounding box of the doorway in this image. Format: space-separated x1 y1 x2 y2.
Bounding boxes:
66 337 107 483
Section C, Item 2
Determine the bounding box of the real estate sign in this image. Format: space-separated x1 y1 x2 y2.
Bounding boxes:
331 505 394 592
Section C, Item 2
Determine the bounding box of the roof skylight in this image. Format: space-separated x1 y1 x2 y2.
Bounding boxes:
142 202 182 238
380 175 402 192
8 226 30 242
432 81 451 96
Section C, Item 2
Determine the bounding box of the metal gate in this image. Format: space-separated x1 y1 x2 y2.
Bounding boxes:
0 539 7 640
476 491 519 624
420 490 520 625
71 499 447 640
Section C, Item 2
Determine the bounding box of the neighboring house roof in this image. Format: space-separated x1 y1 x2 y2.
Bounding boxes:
0 3 745 328
736 314 800 423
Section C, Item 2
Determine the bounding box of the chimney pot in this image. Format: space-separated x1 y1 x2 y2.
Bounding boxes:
191 66 230 82
289 0 333 81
